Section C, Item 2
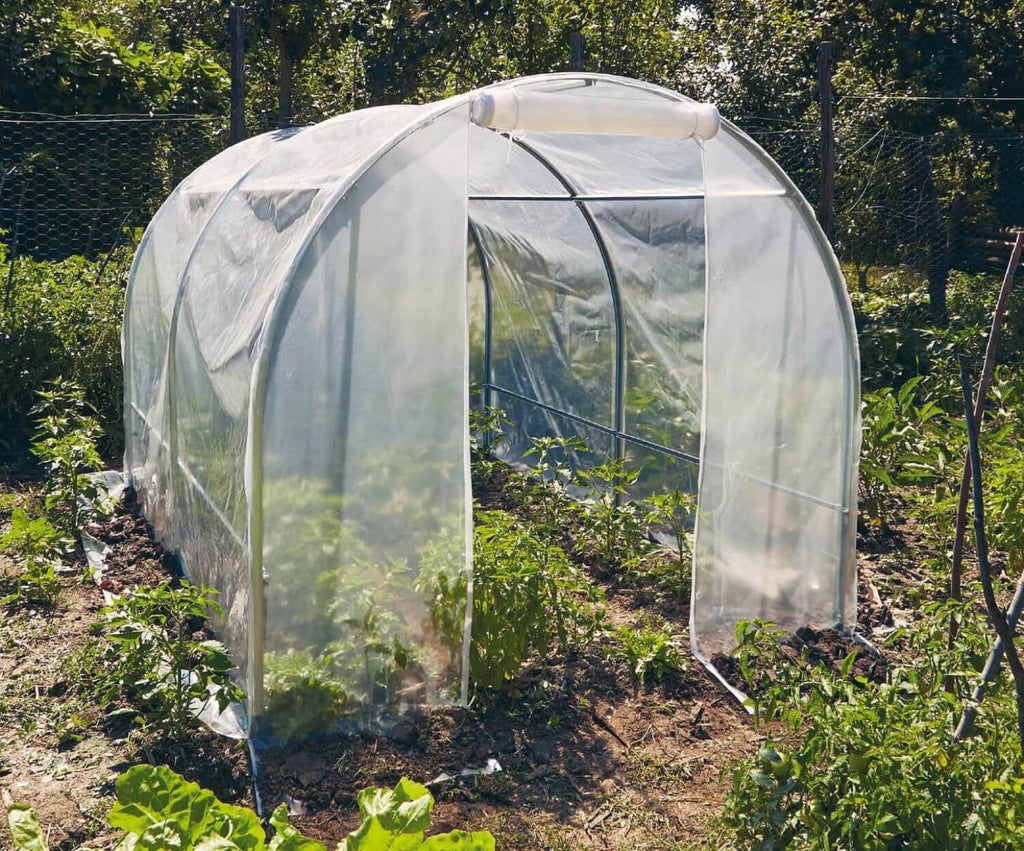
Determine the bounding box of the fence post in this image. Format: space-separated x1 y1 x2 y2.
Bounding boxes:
4 185 26 313
570 33 585 71
229 6 246 145
817 40 835 243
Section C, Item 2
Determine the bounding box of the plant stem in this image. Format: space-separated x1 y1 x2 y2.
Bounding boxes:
958 355 1024 756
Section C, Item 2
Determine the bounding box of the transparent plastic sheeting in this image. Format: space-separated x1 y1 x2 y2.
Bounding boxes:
125 128 304 542
466 124 706 502
259 108 471 733
691 127 860 665
124 74 859 740
124 103 472 739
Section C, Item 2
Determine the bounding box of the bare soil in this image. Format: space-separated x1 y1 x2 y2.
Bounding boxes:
0 484 253 850
0 470 928 850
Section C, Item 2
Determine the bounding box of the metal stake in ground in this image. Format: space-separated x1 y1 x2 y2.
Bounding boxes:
955 355 1024 756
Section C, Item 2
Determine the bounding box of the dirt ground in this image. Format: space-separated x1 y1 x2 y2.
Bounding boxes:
0 473 927 850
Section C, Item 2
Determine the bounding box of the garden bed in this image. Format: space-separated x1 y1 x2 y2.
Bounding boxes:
0 467 929 849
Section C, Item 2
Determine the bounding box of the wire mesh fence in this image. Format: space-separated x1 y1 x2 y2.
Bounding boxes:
742 119 1024 283
2 110 1022 284
0 113 228 261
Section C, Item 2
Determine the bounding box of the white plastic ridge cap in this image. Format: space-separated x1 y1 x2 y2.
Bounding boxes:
470 89 721 140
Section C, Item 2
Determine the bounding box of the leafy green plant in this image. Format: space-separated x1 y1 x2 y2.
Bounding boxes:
5 804 47 851
984 441 1024 578
859 376 951 529
4 767 492 851
576 457 651 568
0 507 68 560
263 649 348 743
0 248 127 456
719 606 1024 850
610 619 684 686
1 556 60 608
98 581 242 739
344 777 494 850
645 488 696 595
105 765 269 850
469 403 510 455
0 504 70 608
421 509 604 689
522 435 588 533
469 404 512 492
30 378 109 537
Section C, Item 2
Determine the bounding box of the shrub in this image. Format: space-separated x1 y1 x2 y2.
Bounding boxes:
0 247 127 459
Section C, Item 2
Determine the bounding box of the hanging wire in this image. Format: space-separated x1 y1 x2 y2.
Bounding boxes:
2 108 1023 287
840 95 1024 102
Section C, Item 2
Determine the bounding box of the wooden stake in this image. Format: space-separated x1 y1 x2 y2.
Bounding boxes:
229 6 246 145
817 41 835 242
569 33 585 71
948 230 1024 658
954 571 1024 741
957 355 1024 757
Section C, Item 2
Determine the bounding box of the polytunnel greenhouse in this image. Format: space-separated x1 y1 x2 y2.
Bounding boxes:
123 72 861 740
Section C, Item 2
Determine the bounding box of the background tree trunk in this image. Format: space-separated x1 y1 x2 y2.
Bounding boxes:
909 137 948 324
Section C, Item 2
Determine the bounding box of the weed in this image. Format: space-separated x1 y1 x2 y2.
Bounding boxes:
30 378 109 537
611 619 684 686
645 489 696 596
52 705 91 748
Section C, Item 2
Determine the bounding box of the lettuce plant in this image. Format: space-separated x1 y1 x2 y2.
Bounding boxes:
3 767 494 851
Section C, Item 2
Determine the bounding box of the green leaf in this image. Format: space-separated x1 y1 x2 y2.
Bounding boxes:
195 838 244 851
344 816 423 851
108 765 215 839
268 803 326 851
6 805 48 851
420 832 496 850
135 820 189 850
108 765 265 850
355 779 433 835
839 651 859 678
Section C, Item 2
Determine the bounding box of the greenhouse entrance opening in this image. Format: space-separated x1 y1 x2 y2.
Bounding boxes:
123 73 860 743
